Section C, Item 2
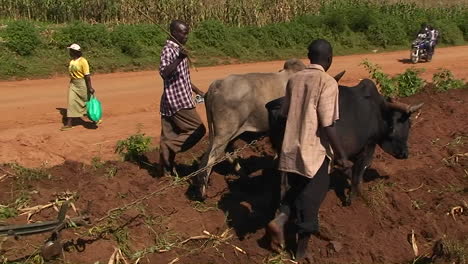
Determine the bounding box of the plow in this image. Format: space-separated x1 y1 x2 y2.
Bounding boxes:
0 201 90 260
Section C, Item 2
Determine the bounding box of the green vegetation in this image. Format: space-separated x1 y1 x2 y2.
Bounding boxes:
433 68 466 91
0 205 17 220
361 59 426 97
0 164 49 221
0 0 465 26
0 0 467 80
9 163 51 182
115 133 152 162
91 156 105 169
362 60 466 97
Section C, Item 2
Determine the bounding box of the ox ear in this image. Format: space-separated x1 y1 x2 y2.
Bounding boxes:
409 102 424 113
334 71 346 82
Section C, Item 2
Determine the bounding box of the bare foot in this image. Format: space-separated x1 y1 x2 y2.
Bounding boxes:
296 252 313 264
266 218 285 252
295 233 311 261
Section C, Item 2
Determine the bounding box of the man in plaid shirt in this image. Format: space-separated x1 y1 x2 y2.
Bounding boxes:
158 20 206 177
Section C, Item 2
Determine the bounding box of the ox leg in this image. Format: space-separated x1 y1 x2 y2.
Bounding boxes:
197 141 230 200
226 155 248 179
347 145 375 206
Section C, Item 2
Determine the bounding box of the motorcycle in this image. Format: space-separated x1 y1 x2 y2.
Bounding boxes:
410 34 432 64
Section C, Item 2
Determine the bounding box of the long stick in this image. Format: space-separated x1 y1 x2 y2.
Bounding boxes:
137 9 197 71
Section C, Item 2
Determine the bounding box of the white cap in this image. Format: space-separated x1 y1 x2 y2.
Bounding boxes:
67 43 81 51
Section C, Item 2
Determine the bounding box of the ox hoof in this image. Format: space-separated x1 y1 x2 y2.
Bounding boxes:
192 184 207 201
199 185 207 201
344 196 352 207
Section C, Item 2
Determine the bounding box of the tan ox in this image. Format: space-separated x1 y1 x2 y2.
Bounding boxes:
197 59 306 198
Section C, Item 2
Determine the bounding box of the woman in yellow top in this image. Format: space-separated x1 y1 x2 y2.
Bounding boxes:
62 43 98 130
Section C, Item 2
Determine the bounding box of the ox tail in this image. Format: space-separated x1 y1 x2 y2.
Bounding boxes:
205 80 221 146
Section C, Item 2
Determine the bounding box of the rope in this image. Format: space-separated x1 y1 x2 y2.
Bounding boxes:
95 136 266 223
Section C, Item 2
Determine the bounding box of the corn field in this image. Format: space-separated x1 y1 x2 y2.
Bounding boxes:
1 0 466 26
0 0 320 26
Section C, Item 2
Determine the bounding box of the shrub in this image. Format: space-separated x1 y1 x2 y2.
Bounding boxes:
457 13 468 41
111 25 143 58
334 29 370 49
115 133 152 162
135 24 166 47
193 20 227 48
54 21 111 49
5 20 41 56
395 68 425 97
0 205 17 220
263 23 296 48
367 15 406 47
347 7 377 33
9 163 51 181
432 20 465 45
361 59 397 97
322 11 348 33
361 59 425 97
433 68 465 92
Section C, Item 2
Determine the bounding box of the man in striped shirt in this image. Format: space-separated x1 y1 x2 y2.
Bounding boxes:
158 20 206 177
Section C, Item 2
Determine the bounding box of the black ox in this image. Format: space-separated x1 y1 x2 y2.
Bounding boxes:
266 73 423 205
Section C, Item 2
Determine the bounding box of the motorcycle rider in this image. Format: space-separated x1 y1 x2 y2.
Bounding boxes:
416 23 432 56
428 25 439 55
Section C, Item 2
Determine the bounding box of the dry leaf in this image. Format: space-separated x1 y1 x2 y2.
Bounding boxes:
409 230 419 256
168 258 179 264
119 249 129 264
232 245 246 254
450 206 464 221
0 174 8 182
403 183 424 193
108 248 118 264
220 228 230 238
71 202 78 213
181 235 210 244
19 203 55 222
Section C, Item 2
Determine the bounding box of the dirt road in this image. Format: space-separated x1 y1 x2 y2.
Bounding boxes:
1 46 467 167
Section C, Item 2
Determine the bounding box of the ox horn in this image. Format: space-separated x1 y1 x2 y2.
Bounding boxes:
334 71 346 82
386 101 409 113
386 99 424 114
408 102 424 113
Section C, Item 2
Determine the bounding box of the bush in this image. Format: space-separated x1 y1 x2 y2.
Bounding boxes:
361 59 425 97
1 0 467 80
193 20 227 48
367 15 406 47
135 24 166 47
395 68 425 97
432 20 465 45
334 29 370 49
457 13 468 41
263 23 296 48
322 11 348 33
111 25 143 58
0 205 17 220
115 133 152 162
347 7 377 33
361 59 397 97
5 20 41 56
433 68 465 92
54 22 111 49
